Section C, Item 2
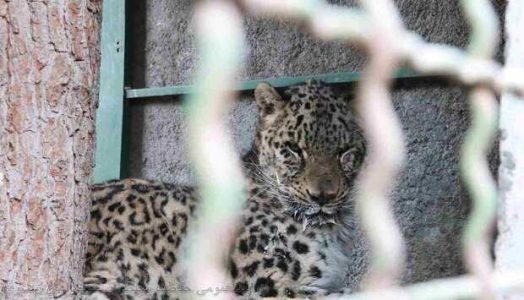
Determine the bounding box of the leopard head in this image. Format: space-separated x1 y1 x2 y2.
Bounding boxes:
250 81 366 228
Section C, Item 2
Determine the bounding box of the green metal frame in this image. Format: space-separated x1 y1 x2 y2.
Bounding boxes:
94 0 126 183
125 69 419 99
93 0 424 183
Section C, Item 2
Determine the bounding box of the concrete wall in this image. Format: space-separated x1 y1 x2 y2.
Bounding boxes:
126 0 505 287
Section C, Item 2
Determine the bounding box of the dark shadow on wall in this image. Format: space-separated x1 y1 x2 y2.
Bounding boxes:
127 0 147 88
125 0 147 178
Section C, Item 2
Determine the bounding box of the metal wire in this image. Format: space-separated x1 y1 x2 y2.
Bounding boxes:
183 1 246 299
323 269 524 300
239 0 524 97
459 0 500 298
352 0 406 289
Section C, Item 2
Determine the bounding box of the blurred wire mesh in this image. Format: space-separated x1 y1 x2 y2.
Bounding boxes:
183 2 246 299
184 0 524 298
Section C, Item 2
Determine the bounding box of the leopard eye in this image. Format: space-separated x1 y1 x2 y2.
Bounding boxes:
287 142 302 156
280 142 302 161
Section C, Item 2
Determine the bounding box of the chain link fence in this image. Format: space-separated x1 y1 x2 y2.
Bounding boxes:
184 0 524 299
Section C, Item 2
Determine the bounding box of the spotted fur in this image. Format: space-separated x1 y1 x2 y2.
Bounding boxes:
82 81 366 299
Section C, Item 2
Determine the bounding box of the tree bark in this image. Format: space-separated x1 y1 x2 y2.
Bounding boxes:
0 0 101 298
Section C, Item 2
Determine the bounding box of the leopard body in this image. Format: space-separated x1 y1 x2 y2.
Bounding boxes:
83 81 366 299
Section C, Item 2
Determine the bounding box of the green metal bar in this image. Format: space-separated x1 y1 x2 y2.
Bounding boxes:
93 0 126 183
124 68 419 99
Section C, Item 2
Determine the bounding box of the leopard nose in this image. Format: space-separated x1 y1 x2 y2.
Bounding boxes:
306 179 339 205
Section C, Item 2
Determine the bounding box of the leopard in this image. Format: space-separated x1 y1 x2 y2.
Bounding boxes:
83 80 366 299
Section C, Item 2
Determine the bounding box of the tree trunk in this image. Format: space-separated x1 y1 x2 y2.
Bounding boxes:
0 0 101 298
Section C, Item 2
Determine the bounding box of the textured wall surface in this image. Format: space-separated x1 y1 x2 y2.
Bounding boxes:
126 0 504 287
0 0 101 297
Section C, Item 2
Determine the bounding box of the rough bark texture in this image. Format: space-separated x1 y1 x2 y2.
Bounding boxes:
0 0 101 298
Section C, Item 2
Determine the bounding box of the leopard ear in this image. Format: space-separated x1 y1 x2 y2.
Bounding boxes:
254 82 285 120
